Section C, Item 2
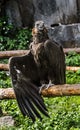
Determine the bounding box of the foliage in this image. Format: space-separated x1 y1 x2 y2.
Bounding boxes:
0 18 80 129
0 18 32 51
66 52 80 66
66 70 80 84
66 52 80 84
0 53 80 129
0 71 11 88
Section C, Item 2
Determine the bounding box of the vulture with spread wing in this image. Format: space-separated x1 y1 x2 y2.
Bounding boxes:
9 21 66 121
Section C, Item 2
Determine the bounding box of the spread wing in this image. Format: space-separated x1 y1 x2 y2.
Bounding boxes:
44 40 66 84
9 51 48 121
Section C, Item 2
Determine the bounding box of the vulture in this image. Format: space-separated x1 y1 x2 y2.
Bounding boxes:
9 21 66 121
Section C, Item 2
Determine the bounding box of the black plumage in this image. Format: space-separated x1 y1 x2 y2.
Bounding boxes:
9 21 65 121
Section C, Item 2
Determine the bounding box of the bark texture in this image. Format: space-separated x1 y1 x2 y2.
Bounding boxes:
0 84 80 99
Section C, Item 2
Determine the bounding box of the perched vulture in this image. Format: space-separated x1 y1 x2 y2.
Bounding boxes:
9 21 66 121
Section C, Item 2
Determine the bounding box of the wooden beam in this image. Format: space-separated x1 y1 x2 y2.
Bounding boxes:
0 64 9 70
0 48 80 59
63 48 80 54
41 84 80 97
0 64 80 72
0 50 29 59
0 88 15 99
66 66 80 72
0 84 80 99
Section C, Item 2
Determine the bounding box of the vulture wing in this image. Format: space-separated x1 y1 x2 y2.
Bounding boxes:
9 51 48 122
44 40 66 84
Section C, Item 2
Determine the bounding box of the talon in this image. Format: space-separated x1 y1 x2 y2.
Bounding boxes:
39 84 46 93
42 80 54 91
48 80 54 87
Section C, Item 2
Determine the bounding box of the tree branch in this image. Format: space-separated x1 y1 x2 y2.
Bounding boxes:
0 84 80 99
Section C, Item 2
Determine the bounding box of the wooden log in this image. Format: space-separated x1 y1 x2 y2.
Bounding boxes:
64 48 80 54
66 66 80 72
0 48 80 59
0 64 9 70
42 84 80 97
0 64 80 72
0 50 29 59
0 84 80 99
0 88 15 99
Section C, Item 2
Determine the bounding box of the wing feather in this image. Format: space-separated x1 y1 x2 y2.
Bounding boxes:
9 51 48 121
44 40 66 84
